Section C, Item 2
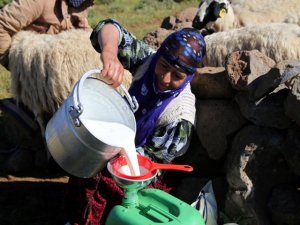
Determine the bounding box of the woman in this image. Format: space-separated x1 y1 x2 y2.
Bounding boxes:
65 18 206 225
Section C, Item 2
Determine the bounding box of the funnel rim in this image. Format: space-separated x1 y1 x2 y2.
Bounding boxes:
107 161 158 182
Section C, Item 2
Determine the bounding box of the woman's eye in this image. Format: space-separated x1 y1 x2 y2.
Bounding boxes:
173 73 184 80
161 63 168 69
177 72 187 79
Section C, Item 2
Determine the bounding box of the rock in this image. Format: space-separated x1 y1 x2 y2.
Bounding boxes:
191 67 236 99
235 87 292 129
143 28 172 49
225 50 276 91
254 60 300 99
173 21 192 30
144 7 197 49
173 177 209 204
272 60 300 86
195 99 247 160
268 185 300 225
224 125 298 225
282 125 300 175
161 16 177 30
174 132 224 178
285 75 300 126
174 7 197 23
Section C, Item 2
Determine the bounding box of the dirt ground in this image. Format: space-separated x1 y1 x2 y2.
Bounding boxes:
0 112 70 225
0 155 69 225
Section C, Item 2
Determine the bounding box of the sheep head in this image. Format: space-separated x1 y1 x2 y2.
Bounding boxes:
192 0 231 31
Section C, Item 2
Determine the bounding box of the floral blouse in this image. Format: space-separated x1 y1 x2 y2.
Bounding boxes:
90 19 194 163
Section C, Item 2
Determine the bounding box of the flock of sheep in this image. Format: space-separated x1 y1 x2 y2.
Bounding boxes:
7 0 300 133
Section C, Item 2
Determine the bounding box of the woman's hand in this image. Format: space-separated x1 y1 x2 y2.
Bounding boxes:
100 49 124 88
98 23 124 88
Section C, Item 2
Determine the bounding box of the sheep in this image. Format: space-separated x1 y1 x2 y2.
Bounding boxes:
191 0 300 34
192 0 237 33
8 29 132 132
203 23 300 67
207 2 236 32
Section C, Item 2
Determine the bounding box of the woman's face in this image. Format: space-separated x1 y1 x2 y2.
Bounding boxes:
154 56 189 91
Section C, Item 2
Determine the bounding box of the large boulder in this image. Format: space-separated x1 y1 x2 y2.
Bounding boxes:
191 67 236 99
224 125 298 225
195 99 247 160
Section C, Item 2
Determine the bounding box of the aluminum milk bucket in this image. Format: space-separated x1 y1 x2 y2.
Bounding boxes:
45 69 138 178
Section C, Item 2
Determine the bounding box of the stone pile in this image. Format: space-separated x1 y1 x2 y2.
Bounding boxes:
142 6 300 224
175 50 300 225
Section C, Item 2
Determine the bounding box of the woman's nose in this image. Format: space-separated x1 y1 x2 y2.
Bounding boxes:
162 71 171 83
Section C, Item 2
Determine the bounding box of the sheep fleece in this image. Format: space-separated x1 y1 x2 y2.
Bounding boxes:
9 29 132 115
203 23 300 67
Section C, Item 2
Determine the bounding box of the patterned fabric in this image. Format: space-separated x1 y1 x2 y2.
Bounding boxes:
128 52 194 147
137 121 193 163
68 0 86 8
90 19 198 159
90 19 154 74
160 27 206 74
129 29 205 147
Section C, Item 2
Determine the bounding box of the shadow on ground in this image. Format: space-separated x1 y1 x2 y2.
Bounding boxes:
0 110 69 225
0 180 67 225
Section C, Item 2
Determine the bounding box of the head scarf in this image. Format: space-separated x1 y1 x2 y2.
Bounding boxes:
128 28 206 147
68 0 86 8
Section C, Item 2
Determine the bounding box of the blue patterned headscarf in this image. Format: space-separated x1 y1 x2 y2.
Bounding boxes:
68 0 86 8
128 28 206 147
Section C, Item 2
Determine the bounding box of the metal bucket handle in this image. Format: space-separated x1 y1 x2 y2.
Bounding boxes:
69 69 139 127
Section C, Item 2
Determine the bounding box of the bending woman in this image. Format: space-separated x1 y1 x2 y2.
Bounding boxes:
65 18 206 225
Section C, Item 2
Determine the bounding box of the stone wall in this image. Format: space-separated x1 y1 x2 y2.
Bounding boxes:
142 5 300 224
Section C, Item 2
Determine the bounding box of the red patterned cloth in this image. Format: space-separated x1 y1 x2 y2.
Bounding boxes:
65 168 173 225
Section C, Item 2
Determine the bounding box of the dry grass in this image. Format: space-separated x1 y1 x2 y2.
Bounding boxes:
0 65 10 99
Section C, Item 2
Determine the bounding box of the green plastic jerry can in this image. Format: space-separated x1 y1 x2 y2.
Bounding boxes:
105 188 205 225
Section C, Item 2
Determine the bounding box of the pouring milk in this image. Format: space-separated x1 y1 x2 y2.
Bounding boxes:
81 119 140 176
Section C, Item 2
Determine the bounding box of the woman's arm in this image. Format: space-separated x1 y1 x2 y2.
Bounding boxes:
97 23 124 88
90 19 155 74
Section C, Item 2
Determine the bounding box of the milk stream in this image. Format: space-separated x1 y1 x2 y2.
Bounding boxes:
119 165 148 176
81 119 140 176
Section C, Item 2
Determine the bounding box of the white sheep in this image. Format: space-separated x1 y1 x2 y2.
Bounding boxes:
8 29 132 132
203 23 300 67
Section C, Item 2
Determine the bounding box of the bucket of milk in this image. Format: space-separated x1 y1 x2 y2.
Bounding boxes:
45 69 138 178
